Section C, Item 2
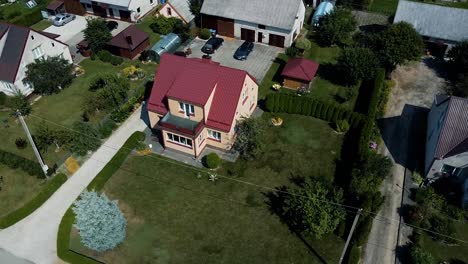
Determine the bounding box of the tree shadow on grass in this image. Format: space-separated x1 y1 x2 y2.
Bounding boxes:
272 57 288 84
316 63 345 86
264 185 328 264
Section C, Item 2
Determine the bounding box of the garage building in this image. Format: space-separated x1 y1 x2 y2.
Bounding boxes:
200 0 305 48
107 25 149 59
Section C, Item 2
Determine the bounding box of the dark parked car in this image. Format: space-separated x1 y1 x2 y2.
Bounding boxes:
234 41 254 60
106 21 118 31
201 37 224 54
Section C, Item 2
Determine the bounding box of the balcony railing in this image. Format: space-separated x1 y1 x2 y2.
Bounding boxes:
159 112 204 136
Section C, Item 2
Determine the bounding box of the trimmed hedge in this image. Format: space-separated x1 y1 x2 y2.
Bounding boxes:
204 153 221 169
9 9 42 27
265 93 366 128
0 149 44 178
58 132 145 263
0 173 67 228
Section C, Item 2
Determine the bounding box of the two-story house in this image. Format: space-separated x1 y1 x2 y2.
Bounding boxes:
147 54 258 157
0 22 73 96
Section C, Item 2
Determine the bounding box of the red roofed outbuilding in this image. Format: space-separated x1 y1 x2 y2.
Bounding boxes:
106 25 149 59
147 54 258 157
281 57 319 90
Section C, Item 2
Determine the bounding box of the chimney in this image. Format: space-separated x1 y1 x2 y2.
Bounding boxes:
125 35 133 45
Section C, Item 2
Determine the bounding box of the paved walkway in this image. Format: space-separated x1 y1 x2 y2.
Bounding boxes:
0 107 146 264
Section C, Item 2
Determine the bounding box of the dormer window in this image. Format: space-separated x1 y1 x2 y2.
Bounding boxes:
179 102 195 117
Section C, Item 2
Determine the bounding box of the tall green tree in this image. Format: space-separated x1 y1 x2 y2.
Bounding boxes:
189 0 204 26
375 22 424 70
25 56 74 95
84 17 112 54
316 9 356 47
68 121 101 155
282 178 345 239
233 118 267 160
84 74 129 113
9 93 31 116
336 48 380 85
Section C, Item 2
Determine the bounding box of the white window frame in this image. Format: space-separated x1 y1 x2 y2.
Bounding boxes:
1 81 15 91
208 129 221 141
32 45 44 60
179 102 195 117
167 133 193 148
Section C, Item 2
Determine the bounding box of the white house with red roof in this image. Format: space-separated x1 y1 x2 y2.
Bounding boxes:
147 54 258 157
0 22 72 96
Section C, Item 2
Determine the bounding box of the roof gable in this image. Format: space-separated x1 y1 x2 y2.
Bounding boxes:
107 25 149 50
394 0 468 42
0 23 29 83
435 96 468 159
201 0 303 30
281 57 319 81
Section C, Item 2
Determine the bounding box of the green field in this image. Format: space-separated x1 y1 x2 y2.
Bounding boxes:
69 113 346 263
420 222 468 263
30 20 53 31
368 0 399 15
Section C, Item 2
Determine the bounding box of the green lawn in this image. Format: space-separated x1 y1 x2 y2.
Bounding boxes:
0 165 45 217
136 15 161 46
69 113 345 263
367 0 399 15
30 20 53 31
420 222 468 263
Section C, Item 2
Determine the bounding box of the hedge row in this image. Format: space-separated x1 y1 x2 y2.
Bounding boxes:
58 132 145 264
10 9 43 27
0 173 67 228
265 93 366 128
110 87 145 123
0 149 44 178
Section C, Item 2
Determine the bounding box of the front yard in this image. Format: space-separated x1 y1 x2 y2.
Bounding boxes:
68 113 345 263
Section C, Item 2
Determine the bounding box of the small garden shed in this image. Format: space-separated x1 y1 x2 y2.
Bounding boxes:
107 25 150 59
281 57 319 90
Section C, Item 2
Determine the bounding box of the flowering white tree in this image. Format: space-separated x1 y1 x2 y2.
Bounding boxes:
72 191 127 252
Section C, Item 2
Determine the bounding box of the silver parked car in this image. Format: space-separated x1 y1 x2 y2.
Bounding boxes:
53 13 75 27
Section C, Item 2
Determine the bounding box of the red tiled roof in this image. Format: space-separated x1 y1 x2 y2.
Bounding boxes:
147 54 253 132
107 25 149 51
47 0 64 10
281 57 319 82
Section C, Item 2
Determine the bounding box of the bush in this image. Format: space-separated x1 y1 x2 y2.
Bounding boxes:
0 174 67 228
9 9 42 26
0 92 6 106
199 28 211 40
139 50 157 62
110 56 123 66
10 94 31 116
204 153 221 168
97 50 113 62
7 10 21 19
348 245 361 264
335 119 350 133
15 137 28 149
353 215 373 246
0 149 44 177
295 37 312 51
98 118 117 139
286 46 299 57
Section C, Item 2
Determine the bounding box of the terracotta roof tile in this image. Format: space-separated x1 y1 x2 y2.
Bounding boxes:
281 57 319 82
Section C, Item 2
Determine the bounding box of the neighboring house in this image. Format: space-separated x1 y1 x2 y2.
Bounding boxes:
157 0 195 24
107 25 149 59
394 0 468 55
311 1 334 27
63 0 158 22
147 54 258 157
281 57 319 90
0 22 73 96
425 95 468 184
200 0 305 47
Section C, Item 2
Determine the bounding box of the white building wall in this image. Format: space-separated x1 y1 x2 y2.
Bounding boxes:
129 0 157 21
2 31 73 96
158 3 185 22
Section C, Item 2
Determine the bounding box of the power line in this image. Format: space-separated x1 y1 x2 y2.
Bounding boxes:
25 113 468 245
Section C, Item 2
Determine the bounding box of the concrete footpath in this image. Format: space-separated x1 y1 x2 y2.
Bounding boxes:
0 107 146 264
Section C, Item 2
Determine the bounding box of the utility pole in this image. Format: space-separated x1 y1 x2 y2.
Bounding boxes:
339 208 363 264
16 110 49 178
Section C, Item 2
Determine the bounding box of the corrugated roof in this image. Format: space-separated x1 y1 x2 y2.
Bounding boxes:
312 1 334 24
0 23 29 83
394 0 468 42
167 0 195 23
281 57 319 81
434 96 468 159
201 0 303 30
147 54 251 132
107 25 149 50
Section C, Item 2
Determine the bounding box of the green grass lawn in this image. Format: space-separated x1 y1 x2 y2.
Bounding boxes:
30 20 53 31
136 15 161 46
367 0 399 15
69 113 345 263
420 222 468 263
0 165 45 217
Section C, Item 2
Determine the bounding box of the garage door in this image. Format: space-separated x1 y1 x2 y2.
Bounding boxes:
269 34 285 48
241 28 255 42
217 17 234 37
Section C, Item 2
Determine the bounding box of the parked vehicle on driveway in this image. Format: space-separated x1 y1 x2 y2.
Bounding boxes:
106 21 118 31
234 41 254 60
201 37 224 54
53 13 75 26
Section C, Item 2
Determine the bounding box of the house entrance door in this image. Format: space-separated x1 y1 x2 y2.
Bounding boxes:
258 32 263 42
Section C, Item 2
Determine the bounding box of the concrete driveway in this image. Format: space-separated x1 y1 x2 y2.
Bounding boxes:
187 38 283 83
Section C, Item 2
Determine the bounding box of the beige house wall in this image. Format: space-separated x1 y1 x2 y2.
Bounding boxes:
205 128 236 150
167 98 204 122
149 111 162 128
162 130 196 156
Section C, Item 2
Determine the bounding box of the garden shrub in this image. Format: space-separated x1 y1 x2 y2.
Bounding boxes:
295 37 312 51
335 120 350 133
139 50 157 62
98 118 117 139
204 153 221 169
0 92 6 106
15 137 28 149
0 149 44 177
109 56 123 66
353 215 373 246
265 93 366 128
348 245 361 264
199 28 211 40
286 46 299 57
9 9 42 26
0 173 67 228
7 10 21 19
97 50 112 62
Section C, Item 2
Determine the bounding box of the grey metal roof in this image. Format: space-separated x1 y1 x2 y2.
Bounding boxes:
168 0 195 23
0 23 29 83
394 0 468 42
201 0 303 30
434 96 468 159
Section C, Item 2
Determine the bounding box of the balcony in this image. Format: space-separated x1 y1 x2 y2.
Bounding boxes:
159 113 204 136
